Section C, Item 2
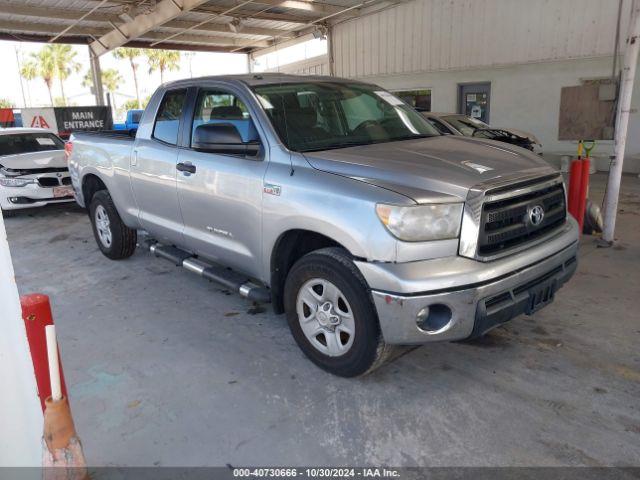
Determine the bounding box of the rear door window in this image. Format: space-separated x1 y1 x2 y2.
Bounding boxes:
0 133 64 156
153 89 187 145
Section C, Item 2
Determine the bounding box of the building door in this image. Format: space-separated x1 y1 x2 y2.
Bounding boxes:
458 83 491 123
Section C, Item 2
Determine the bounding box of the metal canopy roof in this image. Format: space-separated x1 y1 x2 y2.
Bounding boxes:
0 0 386 54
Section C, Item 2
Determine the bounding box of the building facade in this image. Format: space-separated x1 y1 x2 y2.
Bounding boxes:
262 0 638 173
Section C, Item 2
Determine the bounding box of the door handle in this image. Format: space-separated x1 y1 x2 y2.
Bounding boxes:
131 150 138 166
176 162 196 174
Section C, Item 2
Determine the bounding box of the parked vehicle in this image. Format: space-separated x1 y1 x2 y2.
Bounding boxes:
68 74 578 376
114 109 143 135
1 128 74 217
421 112 543 154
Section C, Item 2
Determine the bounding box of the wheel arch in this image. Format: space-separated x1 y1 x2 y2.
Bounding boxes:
270 229 354 314
81 173 108 206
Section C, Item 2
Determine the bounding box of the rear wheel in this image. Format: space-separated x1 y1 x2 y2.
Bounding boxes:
284 247 393 377
89 190 137 260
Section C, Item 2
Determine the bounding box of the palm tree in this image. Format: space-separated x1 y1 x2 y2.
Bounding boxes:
113 48 142 108
101 69 122 103
20 61 37 107
50 44 80 106
29 48 57 106
145 49 180 84
82 68 122 109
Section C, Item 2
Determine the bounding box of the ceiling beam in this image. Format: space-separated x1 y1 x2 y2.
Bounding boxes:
90 0 211 56
0 31 243 53
0 3 294 38
0 3 123 23
194 5 312 24
0 20 270 49
0 20 110 37
253 0 346 15
165 19 293 37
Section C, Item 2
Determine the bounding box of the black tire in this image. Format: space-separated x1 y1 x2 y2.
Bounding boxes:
88 190 137 260
284 247 394 377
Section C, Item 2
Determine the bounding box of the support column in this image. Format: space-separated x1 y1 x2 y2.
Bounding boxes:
603 0 640 243
327 25 335 76
89 47 105 106
0 213 43 466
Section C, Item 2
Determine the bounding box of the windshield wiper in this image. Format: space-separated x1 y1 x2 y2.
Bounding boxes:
300 140 377 152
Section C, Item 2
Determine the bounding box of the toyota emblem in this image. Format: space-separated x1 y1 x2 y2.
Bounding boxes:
528 205 545 226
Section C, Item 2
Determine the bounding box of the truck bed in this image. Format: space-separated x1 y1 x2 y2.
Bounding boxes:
72 130 136 140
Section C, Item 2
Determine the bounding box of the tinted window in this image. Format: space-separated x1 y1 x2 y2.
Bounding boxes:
153 90 186 145
191 89 258 144
425 117 453 135
0 132 64 157
253 82 439 152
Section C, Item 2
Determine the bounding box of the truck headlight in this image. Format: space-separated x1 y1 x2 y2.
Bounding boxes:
0 177 35 187
376 203 463 241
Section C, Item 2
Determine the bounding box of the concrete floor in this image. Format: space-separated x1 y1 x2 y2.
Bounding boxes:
5 173 640 467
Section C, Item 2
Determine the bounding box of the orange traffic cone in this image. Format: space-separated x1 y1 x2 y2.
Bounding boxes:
42 325 88 480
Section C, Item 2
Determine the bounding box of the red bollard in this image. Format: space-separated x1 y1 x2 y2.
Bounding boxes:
21 294 68 412
567 159 584 222
576 157 590 233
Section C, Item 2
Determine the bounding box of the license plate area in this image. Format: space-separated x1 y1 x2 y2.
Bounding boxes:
53 186 74 198
525 278 557 314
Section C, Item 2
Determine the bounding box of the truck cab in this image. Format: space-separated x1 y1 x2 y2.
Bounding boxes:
68 74 578 377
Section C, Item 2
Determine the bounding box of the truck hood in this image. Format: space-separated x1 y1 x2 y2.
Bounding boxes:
302 135 556 203
0 150 67 170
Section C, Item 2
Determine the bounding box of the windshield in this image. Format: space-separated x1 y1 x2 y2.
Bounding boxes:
0 132 64 157
441 115 489 136
252 82 439 152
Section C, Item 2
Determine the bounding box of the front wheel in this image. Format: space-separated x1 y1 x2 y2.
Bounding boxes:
89 190 137 260
284 247 393 377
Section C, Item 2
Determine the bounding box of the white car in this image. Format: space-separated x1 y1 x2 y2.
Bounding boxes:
0 128 75 217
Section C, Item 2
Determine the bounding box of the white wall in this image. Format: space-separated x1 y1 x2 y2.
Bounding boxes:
0 213 43 466
332 0 624 78
264 55 330 75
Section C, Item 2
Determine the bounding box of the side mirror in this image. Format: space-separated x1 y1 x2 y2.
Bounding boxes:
192 123 260 157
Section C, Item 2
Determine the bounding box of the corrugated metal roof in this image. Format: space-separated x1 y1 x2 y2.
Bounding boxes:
0 0 368 53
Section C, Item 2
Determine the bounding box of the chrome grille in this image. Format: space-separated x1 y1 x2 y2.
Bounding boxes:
478 182 566 256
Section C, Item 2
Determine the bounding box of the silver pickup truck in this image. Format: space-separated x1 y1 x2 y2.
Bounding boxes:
68 74 578 377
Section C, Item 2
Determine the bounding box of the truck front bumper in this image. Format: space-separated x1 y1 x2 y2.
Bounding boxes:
356 219 579 344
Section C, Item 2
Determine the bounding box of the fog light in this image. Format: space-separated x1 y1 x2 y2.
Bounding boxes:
416 304 453 334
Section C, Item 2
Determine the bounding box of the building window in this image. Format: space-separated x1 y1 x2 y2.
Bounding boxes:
394 89 432 112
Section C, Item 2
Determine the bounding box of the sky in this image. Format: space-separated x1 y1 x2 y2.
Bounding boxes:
1 40 249 121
